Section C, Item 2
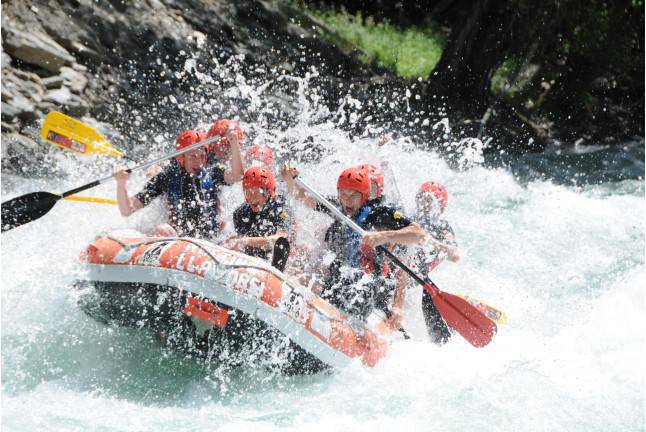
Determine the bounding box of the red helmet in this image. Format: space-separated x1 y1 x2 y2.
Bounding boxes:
242 166 276 197
358 163 384 198
207 119 244 157
418 181 448 210
175 129 207 167
244 144 275 167
337 167 371 205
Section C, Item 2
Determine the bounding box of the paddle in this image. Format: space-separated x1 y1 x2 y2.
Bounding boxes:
1 135 221 233
458 293 508 326
271 236 291 272
294 176 497 348
41 111 131 160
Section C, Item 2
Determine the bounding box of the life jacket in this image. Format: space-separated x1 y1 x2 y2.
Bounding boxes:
167 164 221 236
343 204 372 268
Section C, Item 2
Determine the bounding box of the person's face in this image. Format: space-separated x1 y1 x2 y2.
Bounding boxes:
244 187 269 212
213 141 230 161
338 188 364 216
182 147 207 174
416 193 442 219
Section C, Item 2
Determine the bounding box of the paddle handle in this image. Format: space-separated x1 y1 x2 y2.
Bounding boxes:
60 135 221 198
61 180 102 198
123 134 220 175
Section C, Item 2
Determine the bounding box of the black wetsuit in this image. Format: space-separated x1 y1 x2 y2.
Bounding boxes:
135 160 227 238
233 195 291 267
416 215 457 344
315 197 413 320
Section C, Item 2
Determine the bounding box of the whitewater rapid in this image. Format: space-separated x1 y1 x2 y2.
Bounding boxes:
2 127 644 431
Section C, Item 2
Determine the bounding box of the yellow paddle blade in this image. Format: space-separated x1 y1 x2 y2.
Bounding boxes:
41 111 124 158
458 294 508 326
62 195 117 205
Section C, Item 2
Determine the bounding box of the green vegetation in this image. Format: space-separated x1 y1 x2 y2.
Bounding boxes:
490 58 521 96
311 9 445 78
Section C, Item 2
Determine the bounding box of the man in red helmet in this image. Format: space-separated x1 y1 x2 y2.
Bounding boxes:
357 163 385 206
416 181 460 265
225 166 292 270
281 163 425 325
244 144 275 170
415 180 460 344
114 125 244 238
207 119 245 162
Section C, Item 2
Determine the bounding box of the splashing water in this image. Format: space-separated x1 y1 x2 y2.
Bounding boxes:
1 60 644 431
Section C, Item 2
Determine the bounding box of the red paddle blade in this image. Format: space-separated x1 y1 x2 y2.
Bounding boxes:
425 283 497 348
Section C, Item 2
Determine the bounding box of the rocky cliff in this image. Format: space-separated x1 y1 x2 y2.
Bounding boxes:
2 0 400 175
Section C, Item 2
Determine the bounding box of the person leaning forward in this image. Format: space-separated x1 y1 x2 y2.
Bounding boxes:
114 125 244 238
281 163 426 329
225 166 292 271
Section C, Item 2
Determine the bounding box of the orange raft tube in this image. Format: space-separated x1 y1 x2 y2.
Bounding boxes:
76 232 394 373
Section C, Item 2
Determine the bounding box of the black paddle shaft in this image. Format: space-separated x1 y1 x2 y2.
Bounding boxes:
376 245 438 291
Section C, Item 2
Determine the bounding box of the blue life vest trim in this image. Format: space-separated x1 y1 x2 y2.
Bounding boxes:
345 204 372 267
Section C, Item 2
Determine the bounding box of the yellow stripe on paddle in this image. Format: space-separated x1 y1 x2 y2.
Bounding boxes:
457 294 508 325
62 195 117 205
41 111 124 158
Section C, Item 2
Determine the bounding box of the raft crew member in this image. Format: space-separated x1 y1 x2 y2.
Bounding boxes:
226 166 292 271
281 164 426 328
357 163 385 207
244 144 275 169
114 125 244 238
208 119 245 163
415 181 460 344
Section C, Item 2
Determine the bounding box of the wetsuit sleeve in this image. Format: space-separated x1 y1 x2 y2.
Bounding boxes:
314 196 340 216
134 170 169 207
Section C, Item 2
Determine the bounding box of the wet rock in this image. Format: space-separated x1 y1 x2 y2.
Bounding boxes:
43 87 73 105
60 66 88 93
10 69 45 103
1 122 19 133
2 26 75 73
41 75 65 89
0 133 50 176
1 85 35 120
1 50 12 68
41 90 89 117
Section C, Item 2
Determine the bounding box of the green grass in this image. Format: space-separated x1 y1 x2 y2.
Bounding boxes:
312 9 445 78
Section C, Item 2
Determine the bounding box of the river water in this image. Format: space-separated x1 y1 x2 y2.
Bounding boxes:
1 71 644 431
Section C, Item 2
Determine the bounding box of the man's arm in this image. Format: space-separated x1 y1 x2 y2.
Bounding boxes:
280 163 317 209
362 222 427 248
225 231 289 251
430 236 460 262
114 166 144 216
223 123 244 184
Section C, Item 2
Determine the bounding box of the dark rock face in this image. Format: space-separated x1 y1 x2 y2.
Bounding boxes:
2 0 389 175
4 1 637 178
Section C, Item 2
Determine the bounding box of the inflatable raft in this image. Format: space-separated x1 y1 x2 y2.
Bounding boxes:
75 232 393 374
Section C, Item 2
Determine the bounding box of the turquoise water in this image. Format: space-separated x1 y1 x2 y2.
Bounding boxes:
1 77 644 430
